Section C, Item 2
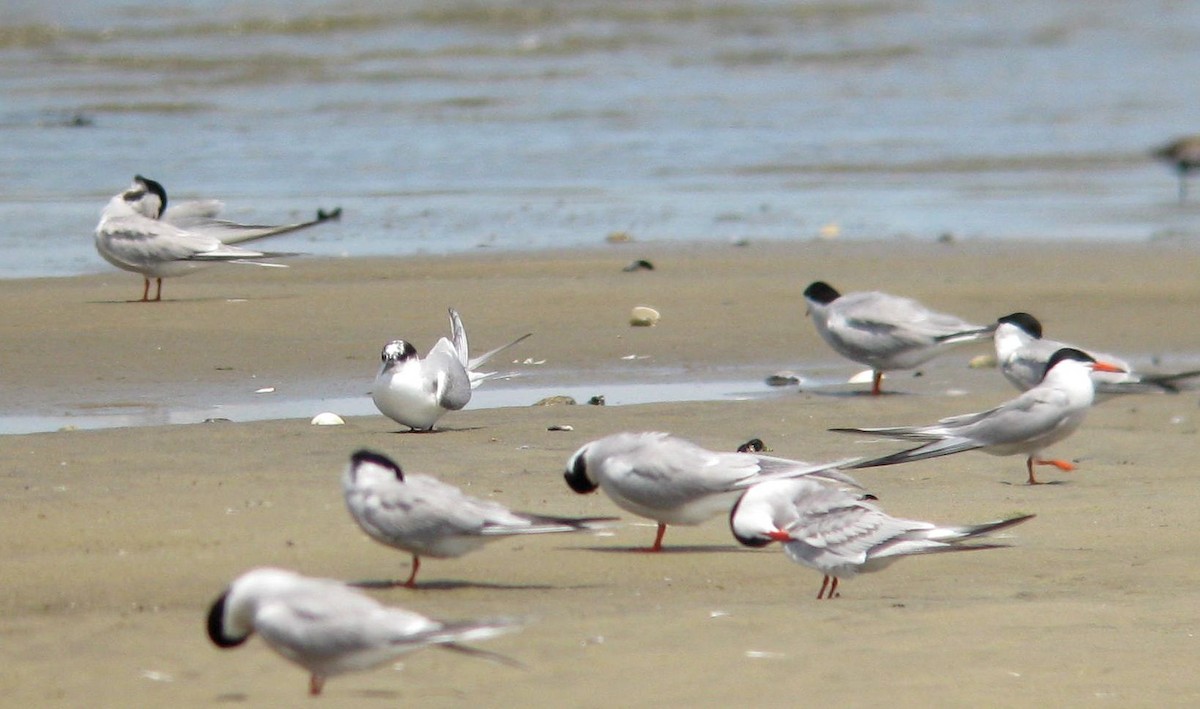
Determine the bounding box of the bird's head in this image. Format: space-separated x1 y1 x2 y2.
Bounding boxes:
380 340 418 367
125 175 168 219
564 444 599 494
345 449 405 488
802 281 841 315
1043 347 1125 379
996 312 1044 339
205 568 303 650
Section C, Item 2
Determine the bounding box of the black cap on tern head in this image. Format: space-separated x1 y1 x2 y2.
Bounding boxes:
205 591 249 649
728 494 772 548
564 449 598 494
803 281 841 305
350 448 404 482
380 340 418 364
1044 347 1095 372
133 174 168 217
997 312 1044 339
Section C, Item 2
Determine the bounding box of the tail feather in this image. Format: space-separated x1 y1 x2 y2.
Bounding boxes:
420 618 524 668
208 208 341 245
923 513 1036 543
741 456 864 489
934 325 997 345
480 515 619 536
468 332 533 372
189 248 303 264
225 260 292 268
830 425 935 442
425 619 522 645
1136 369 1200 393
846 438 981 469
887 541 1012 558
438 642 526 669
530 515 619 530
448 308 470 369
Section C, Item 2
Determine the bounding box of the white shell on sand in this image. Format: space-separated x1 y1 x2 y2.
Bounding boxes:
630 305 660 327
310 412 345 426
969 353 999 369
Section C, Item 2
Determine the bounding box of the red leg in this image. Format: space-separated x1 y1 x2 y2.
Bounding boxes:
817 575 831 599
152 277 163 302
871 370 883 396
646 523 667 552
829 577 840 598
140 277 151 302
400 555 420 588
309 674 324 696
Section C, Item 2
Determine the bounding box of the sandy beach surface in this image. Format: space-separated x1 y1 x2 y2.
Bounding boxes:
3 239 1200 706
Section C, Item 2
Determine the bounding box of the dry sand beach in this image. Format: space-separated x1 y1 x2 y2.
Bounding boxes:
3 240 1200 706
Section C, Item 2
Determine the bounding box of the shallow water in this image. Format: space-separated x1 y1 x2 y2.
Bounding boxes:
4 1 1200 279
0 375 787 435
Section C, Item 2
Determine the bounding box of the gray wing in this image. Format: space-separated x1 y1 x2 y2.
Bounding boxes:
739 453 863 488
99 215 281 267
400 475 564 536
447 309 471 369
356 474 492 545
424 340 473 410
780 486 930 569
938 386 1076 446
640 436 762 493
595 433 751 506
601 434 857 494
254 584 449 669
164 210 338 246
840 385 1074 449
836 291 988 343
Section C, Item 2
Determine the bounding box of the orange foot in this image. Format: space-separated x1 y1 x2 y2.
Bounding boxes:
1025 457 1076 484
1036 458 1076 472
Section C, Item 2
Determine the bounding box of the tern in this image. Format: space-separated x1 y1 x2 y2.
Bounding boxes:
94 175 339 301
206 567 520 696
343 449 615 587
730 478 1034 599
994 312 1200 399
372 308 531 432
564 431 860 551
834 348 1124 484
802 281 995 395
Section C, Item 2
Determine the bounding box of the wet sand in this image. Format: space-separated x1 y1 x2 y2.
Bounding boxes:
3 239 1200 705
